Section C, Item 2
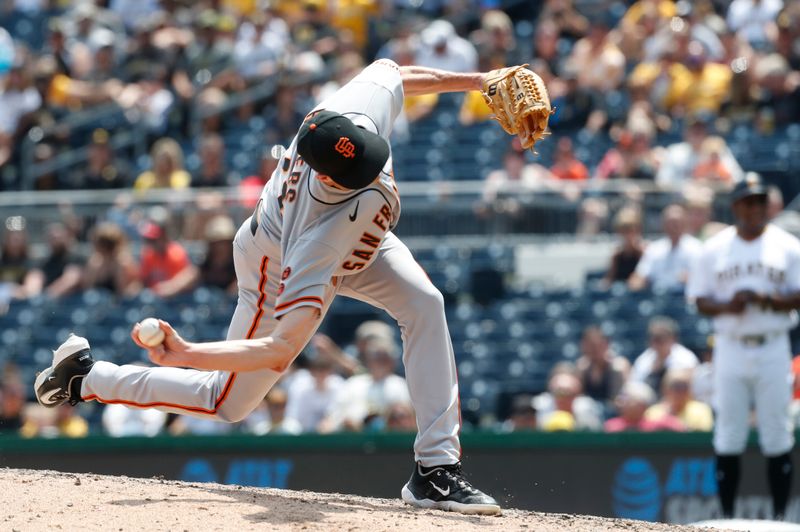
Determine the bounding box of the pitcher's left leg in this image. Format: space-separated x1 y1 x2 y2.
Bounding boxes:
339 233 460 466
338 233 500 515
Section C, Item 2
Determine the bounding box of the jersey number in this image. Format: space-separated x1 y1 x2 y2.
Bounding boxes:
277 170 301 213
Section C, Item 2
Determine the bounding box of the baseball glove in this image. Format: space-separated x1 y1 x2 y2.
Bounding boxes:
481 64 554 152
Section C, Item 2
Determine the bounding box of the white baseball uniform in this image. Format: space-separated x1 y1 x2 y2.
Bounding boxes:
79 60 462 466
635 234 702 292
687 224 800 456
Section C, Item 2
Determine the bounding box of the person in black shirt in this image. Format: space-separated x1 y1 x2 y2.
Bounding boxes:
549 66 600 132
603 206 644 287
199 215 236 293
0 223 39 303
121 15 171 84
754 53 800 128
37 223 83 299
0 380 26 433
191 133 230 188
575 326 631 415
71 129 130 189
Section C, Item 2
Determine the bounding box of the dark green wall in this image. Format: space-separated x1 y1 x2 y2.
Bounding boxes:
0 432 795 524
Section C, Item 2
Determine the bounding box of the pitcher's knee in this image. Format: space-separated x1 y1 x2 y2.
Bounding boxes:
408 285 445 316
216 403 252 423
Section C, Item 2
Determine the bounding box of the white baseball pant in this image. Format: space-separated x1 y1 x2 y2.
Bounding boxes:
712 333 794 456
81 218 462 466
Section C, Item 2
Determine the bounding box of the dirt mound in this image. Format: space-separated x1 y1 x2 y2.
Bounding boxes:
1 468 715 531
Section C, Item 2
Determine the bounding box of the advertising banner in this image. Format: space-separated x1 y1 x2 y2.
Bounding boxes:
2 432 797 523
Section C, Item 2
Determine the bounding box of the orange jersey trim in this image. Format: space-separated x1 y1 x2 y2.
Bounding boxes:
81 395 219 415
246 256 270 339
274 296 323 312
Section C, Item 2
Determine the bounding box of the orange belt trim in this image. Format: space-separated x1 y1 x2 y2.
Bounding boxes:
274 296 323 312
84 255 271 414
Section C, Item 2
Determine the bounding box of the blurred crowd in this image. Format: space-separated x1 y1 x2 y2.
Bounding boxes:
0 207 238 312
0 179 786 437
0 188 794 437
5 311 800 438
602 181 783 291
1 0 796 270
0 0 798 192
0 164 783 313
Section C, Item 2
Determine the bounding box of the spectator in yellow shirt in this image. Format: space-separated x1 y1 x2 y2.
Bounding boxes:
221 0 258 16
21 404 89 439
406 93 439 123
619 2 663 63
459 55 506 126
645 369 714 431
331 0 380 52
565 19 626 92
54 405 90 438
133 138 191 192
459 90 491 126
622 0 678 26
663 46 732 114
378 39 439 124
629 43 732 116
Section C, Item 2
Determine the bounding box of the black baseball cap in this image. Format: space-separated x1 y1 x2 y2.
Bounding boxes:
296 110 390 190
731 172 768 203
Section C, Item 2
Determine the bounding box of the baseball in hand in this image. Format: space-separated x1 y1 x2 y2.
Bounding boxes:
138 318 165 347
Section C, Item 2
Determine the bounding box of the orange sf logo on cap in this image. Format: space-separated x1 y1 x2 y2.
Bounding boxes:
335 137 356 159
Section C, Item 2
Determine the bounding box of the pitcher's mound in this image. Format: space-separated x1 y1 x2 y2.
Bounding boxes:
1 468 715 531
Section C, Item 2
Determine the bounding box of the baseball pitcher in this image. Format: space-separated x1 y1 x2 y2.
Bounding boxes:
34 59 552 515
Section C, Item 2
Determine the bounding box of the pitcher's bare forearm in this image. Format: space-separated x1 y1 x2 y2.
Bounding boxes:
172 306 321 372
400 66 484 96
188 306 320 372
180 336 293 372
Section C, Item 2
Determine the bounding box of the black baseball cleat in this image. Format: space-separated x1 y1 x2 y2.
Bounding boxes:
34 334 94 408
401 462 502 515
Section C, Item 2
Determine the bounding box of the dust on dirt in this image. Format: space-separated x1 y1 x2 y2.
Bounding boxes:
0 468 722 531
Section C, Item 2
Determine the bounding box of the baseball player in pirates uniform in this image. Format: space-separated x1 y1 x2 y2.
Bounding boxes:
687 174 800 520
34 59 502 515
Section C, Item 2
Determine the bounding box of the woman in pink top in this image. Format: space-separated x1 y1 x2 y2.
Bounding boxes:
605 381 685 432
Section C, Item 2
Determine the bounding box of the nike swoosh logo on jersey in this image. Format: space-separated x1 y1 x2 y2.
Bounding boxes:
349 201 359 222
429 482 450 497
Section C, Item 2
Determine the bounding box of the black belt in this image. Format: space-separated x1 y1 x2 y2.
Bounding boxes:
739 334 767 347
731 332 784 347
250 198 263 236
